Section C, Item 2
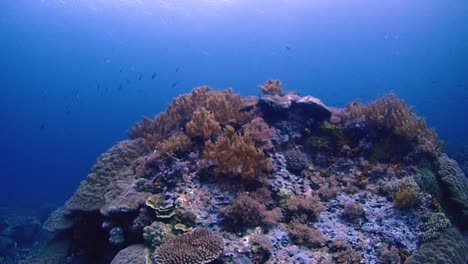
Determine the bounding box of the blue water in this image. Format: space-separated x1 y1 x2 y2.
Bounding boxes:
0 0 467 206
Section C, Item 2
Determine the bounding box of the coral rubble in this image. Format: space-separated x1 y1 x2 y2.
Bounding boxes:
36 82 467 264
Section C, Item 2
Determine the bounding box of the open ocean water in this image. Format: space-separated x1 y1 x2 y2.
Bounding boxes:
0 1 467 263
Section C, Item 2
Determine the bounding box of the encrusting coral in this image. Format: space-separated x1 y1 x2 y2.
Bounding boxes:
38 82 467 264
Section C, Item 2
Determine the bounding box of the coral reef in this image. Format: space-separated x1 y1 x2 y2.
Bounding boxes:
259 79 284 96
404 228 467 264
154 228 224 264
203 125 272 182
35 82 467 264
110 244 148 264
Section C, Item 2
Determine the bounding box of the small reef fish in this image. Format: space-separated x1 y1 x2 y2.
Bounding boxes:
125 78 131 84
117 84 123 91
176 67 180 72
171 81 180 88
138 75 143 81
285 45 292 51
151 72 157 79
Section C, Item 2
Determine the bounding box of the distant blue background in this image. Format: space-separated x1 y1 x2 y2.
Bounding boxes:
1 0 467 206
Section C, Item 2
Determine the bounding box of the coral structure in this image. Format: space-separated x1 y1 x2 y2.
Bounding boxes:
129 87 249 148
185 107 221 140
203 125 272 182
221 192 282 229
436 154 468 229
342 201 365 221
393 182 419 209
346 93 442 154
420 212 451 242
259 79 284 96
154 228 224 264
157 132 192 157
143 221 170 248
250 234 273 263
65 139 148 212
404 228 467 264
42 206 74 233
39 82 468 264
110 244 148 264
241 117 274 150
287 220 325 248
284 149 308 174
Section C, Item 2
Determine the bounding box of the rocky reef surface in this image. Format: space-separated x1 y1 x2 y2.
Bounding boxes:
17 80 468 263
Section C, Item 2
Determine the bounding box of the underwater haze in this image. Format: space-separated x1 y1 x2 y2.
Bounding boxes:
1 0 467 207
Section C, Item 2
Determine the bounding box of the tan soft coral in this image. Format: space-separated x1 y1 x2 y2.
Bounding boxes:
346 93 442 153
241 117 274 150
129 87 250 148
186 107 221 140
259 79 284 96
203 125 272 182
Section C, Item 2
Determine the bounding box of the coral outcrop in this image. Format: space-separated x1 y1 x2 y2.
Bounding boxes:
36 82 467 264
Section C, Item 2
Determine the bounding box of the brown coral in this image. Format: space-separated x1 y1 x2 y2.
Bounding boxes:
65 139 148 212
241 117 274 150
129 87 250 148
394 182 418 209
154 228 224 264
345 93 442 153
259 79 284 96
158 132 192 157
287 220 325 248
186 107 221 140
221 192 282 229
203 125 272 182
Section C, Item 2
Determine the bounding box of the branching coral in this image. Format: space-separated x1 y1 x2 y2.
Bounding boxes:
259 79 284 96
154 228 224 264
204 125 273 182
186 107 221 140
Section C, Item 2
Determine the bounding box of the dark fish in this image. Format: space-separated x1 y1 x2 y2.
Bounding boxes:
119 68 123 73
151 72 157 79
285 45 292 51
117 84 123 91
138 75 143 81
171 81 180 88
39 123 46 130
176 67 180 72
125 78 131 84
